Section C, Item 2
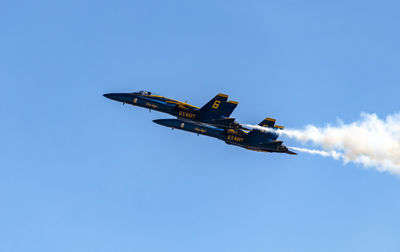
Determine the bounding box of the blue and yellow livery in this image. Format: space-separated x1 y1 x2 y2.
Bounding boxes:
103 90 242 129
152 118 297 155
104 91 296 154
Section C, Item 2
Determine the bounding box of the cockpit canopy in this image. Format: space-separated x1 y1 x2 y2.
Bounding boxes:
136 90 157 95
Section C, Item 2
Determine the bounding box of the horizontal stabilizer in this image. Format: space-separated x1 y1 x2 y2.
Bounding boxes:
264 141 297 155
263 141 283 149
259 118 276 127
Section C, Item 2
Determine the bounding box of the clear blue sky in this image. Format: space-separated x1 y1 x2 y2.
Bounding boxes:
1 0 400 251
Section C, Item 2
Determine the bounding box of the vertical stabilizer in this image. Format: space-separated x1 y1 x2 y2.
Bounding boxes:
198 93 229 116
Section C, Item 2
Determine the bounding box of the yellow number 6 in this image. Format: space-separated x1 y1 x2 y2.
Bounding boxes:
212 100 221 109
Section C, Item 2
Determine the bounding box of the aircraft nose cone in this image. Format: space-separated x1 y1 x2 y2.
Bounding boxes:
103 93 131 103
103 93 118 100
153 119 180 128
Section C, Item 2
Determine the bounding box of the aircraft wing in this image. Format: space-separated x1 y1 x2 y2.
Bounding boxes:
211 117 240 129
164 100 200 110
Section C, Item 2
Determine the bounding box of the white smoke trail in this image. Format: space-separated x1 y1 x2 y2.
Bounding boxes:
288 146 344 160
245 112 400 176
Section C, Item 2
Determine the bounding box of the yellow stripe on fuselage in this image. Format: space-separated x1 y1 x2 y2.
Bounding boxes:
162 98 200 109
146 95 165 98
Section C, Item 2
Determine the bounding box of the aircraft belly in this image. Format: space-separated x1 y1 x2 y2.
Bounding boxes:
153 119 224 140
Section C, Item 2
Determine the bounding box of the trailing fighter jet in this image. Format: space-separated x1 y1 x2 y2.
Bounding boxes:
153 118 297 155
103 90 243 129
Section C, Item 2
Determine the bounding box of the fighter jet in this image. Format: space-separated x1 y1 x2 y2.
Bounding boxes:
153 118 297 155
103 90 242 129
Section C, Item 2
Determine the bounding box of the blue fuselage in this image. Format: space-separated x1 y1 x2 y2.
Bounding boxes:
104 92 233 126
153 119 293 154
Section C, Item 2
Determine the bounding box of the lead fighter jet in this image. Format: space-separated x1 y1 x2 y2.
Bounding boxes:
104 90 243 129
